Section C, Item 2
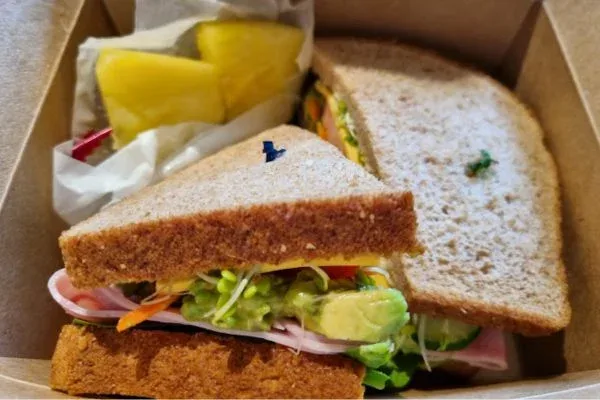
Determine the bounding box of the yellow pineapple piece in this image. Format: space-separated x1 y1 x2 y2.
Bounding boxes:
196 21 304 119
96 49 226 149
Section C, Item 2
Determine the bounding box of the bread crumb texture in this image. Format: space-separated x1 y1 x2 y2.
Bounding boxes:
313 38 570 335
60 126 418 289
51 325 365 398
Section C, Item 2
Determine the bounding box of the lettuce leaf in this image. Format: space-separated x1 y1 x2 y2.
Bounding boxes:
347 341 421 390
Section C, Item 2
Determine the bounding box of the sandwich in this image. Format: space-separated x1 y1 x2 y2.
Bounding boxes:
49 125 425 398
302 36 571 371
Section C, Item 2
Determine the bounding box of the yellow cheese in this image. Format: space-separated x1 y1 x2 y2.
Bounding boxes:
371 274 390 288
156 254 382 293
259 254 381 273
315 80 333 99
96 49 225 149
156 277 196 294
340 128 363 165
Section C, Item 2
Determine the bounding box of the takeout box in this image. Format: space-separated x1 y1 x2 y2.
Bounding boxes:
1 0 599 397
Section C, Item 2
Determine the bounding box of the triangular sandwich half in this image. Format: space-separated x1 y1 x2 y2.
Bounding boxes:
49 125 421 398
307 38 570 337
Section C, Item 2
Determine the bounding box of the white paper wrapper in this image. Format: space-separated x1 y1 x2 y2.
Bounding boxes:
54 0 314 225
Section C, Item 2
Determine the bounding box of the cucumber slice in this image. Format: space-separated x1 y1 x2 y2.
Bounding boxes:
411 316 480 351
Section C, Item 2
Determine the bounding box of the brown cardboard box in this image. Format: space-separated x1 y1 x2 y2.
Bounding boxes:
1 0 599 397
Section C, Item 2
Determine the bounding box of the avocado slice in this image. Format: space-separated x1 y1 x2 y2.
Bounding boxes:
285 287 409 343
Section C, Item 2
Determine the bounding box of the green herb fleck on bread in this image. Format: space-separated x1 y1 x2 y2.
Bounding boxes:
465 150 497 177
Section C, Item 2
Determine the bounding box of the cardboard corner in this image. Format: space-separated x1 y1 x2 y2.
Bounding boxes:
103 0 134 35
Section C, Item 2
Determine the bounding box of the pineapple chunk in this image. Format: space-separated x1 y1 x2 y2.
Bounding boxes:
196 21 304 119
96 49 226 149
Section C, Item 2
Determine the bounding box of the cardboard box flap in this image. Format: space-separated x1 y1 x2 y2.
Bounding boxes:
515 1 600 374
102 0 536 71
405 369 600 398
0 0 84 214
0 358 69 399
0 0 116 360
314 0 536 70
545 0 600 135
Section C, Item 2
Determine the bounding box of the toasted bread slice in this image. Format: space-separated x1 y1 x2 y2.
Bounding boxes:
313 38 570 336
51 325 365 398
60 125 418 289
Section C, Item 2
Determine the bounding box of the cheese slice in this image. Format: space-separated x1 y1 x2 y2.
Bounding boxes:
156 278 196 294
371 274 390 288
156 254 382 293
259 254 381 273
339 128 363 165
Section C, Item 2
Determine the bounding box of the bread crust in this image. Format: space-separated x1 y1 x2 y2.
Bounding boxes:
390 266 564 336
50 325 365 398
62 193 416 289
313 38 571 336
59 126 418 289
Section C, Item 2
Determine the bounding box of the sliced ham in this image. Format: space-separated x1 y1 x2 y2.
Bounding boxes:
48 269 357 355
321 102 345 151
48 269 508 370
427 328 508 370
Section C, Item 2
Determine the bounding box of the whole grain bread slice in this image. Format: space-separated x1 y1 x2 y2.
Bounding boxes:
313 38 570 336
51 325 365 398
60 125 418 289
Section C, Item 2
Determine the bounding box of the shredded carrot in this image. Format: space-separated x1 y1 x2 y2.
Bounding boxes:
316 121 329 140
117 295 178 332
305 97 322 121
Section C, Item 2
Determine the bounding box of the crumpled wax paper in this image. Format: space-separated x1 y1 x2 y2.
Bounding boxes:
53 0 314 225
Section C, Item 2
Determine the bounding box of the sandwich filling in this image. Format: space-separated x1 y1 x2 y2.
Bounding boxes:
303 81 366 166
49 259 507 391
